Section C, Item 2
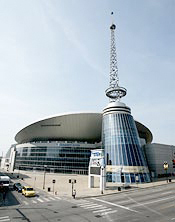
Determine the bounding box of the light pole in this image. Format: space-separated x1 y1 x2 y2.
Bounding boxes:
69 179 76 198
43 165 47 189
100 166 105 194
17 165 20 179
33 167 36 187
163 161 169 183
52 179 56 194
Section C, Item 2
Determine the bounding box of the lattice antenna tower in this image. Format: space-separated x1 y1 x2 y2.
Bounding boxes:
105 12 127 102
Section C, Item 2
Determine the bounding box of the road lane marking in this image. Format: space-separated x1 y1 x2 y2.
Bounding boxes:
93 208 112 213
0 216 10 222
84 204 103 209
23 201 29 205
118 191 173 205
0 219 10 222
0 217 9 219
48 197 55 200
74 200 90 204
122 193 164 216
77 201 91 205
80 204 97 208
32 200 37 203
78 203 95 207
159 202 175 210
131 196 175 207
101 210 117 216
91 198 139 213
161 191 172 195
43 197 50 201
54 196 61 200
37 198 44 202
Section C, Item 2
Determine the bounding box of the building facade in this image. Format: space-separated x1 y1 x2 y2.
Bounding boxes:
14 141 100 175
5 112 153 178
144 143 175 179
102 102 150 183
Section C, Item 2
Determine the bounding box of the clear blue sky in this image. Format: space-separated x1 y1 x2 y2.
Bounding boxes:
0 0 175 155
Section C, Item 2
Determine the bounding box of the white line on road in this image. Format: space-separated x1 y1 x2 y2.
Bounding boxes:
101 210 117 216
37 198 44 202
54 196 61 200
91 198 139 213
118 191 173 205
0 216 10 222
77 201 91 206
93 208 112 213
0 219 10 222
161 191 172 195
84 204 103 209
23 201 29 205
48 197 55 200
32 200 37 203
43 197 50 201
132 196 175 207
80 204 98 208
78 203 95 207
159 202 175 210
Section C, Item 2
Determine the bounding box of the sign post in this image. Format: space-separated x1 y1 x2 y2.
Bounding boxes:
88 149 106 194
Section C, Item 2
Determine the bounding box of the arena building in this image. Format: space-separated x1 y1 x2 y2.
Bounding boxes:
6 112 153 177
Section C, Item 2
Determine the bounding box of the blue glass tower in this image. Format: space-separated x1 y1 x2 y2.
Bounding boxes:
102 15 150 183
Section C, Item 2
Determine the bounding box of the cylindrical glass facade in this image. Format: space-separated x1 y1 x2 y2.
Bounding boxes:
102 102 150 183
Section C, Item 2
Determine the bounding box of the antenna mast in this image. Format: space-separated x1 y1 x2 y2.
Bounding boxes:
105 12 127 102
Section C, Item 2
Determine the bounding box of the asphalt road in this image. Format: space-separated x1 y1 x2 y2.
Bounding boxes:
1 182 175 221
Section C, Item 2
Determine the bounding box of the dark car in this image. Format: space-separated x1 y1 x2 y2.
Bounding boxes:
13 183 23 192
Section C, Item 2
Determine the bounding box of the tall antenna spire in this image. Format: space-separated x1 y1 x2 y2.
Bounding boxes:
105 12 127 102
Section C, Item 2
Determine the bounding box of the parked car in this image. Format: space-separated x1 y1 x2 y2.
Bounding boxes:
13 182 23 192
22 186 35 197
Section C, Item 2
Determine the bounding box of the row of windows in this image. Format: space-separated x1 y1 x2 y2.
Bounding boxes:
16 152 90 158
15 166 88 175
15 161 88 168
19 148 90 153
17 147 91 156
16 157 89 162
106 172 150 183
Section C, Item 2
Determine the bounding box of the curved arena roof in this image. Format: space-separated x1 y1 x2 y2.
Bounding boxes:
15 112 153 144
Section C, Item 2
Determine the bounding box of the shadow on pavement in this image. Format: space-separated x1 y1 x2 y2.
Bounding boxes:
0 190 20 207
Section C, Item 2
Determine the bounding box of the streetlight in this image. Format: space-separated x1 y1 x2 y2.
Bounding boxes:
17 165 20 179
163 161 169 183
100 166 105 194
43 165 47 189
69 179 76 198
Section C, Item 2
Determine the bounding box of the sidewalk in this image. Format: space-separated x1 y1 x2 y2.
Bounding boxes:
11 170 175 199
